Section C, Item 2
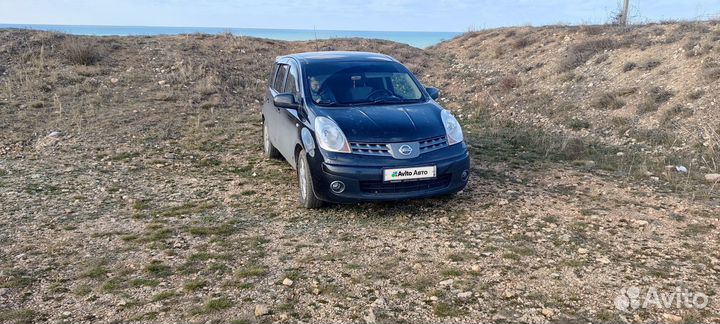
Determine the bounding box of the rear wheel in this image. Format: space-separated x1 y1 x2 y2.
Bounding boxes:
297 149 324 209
263 120 281 159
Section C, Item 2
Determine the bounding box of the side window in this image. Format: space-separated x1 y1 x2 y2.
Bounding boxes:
268 63 279 86
284 64 299 97
273 64 289 91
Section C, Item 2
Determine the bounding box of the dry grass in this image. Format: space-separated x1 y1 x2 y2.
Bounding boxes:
559 38 618 71
591 92 625 110
60 38 101 65
499 76 520 91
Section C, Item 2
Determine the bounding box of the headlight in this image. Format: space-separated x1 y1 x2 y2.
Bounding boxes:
315 116 351 153
441 110 464 145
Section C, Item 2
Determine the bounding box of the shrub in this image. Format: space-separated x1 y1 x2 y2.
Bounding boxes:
661 105 689 125
638 87 673 114
632 128 673 146
704 67 720 81
567 119 591 130
499 76 520 91
638 59 661 71
648 86 673 104
513 37 533 49
688 89 705 100
493 46 505 58
559 38 617 71
580 25 606 36
61 38 101 65
591 93 625 110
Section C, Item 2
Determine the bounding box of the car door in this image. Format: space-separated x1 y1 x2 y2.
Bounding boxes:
274 59 303 164
263 61 287 153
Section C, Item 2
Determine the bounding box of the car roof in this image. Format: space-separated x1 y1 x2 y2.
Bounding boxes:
278 51 399 64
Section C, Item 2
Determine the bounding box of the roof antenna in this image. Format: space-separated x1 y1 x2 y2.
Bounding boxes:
314 25 319 51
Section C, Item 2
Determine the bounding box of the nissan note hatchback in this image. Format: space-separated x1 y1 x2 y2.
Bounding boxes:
262 52 470 208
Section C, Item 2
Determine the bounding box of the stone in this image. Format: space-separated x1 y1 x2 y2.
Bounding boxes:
541 308 555 317
578 248 588 254
705 174 720 183
254 304 270 317
363 308 376 324
471 265 481 272
597 257 611 264
439 279 454 286
158 80 167 85
371 297 386 308
662 313 682 323
48 131 62 138
634 220 649 227
457 291 472 299
110 78 119 84
282 278 293 286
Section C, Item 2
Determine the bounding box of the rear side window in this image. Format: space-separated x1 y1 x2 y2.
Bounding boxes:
273 64 289 91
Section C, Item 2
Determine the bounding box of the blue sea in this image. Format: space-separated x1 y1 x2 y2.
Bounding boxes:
0 24 460 48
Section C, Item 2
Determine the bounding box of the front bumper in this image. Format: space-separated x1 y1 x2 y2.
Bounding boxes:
307 144 470 203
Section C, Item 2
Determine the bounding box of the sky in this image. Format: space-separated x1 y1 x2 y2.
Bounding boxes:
1 0 719 32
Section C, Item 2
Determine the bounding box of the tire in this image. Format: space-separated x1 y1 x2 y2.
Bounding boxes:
263 120 281 159
297 149 324 209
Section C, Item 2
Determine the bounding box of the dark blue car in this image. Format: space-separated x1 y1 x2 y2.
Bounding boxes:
262 51 470 208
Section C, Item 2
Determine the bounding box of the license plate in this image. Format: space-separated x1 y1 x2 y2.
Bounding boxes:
383 166 436 182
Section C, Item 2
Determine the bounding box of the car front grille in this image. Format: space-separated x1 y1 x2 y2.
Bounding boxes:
350 136 448 157
418 136 448 153
359 174 452 194
349 142 391 156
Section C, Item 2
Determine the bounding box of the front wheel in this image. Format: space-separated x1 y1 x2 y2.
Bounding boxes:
297 149 324 209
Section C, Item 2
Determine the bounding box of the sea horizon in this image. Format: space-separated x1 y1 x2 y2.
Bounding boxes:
0 23 462 48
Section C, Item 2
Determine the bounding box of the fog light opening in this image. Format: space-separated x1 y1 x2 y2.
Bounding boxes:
330 181 346 193
461 170 469 181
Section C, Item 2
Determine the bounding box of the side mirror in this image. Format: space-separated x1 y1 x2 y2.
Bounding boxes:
426 87 440 100
273 93 299 109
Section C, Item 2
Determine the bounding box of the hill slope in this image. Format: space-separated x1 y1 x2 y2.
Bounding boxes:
429 22 720 170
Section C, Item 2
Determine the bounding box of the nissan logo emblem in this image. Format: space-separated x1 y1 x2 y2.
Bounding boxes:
398 145 413 156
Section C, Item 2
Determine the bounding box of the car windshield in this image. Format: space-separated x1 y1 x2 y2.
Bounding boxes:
305 61 425 106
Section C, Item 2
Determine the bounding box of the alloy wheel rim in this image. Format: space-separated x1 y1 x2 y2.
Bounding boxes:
299 158 308 200
263 123 270 153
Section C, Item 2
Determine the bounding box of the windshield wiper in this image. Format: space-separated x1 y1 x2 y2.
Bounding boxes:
366 97 421 106
316 100 345 107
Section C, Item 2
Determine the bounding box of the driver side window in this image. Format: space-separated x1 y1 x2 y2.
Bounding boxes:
284 64 300 102
273 64 289 92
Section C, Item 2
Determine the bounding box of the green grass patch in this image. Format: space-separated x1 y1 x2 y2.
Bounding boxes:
441 268 464 277
192 297 234 314
188 222 237 236
82 265 109 279
145 261 172 277
152 290 177 302
236 265 268 278
184 279 207 291
157 202 216 217
129 278 160 287
0 308 36 324
434 302 467 317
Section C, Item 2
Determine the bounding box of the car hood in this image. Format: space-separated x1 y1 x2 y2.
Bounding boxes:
319 102 446 143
